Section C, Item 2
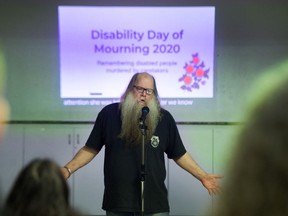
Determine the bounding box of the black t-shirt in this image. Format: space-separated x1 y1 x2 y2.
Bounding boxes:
86 103 187 213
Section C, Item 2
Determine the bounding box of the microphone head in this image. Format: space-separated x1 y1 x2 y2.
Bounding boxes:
142 106 150 114
140 106 150 122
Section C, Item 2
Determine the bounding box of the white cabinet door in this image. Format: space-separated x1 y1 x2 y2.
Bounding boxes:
213 125 241 174
0 125 23 200
72 126 106 215
213 125 240 214
23 124 105 215
168 125 213 216
23 125 74 166
23 125 75 199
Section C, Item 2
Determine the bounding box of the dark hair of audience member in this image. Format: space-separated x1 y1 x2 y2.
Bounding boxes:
2 158 80 216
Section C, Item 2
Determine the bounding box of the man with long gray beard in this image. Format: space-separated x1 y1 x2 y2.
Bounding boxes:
61 72 221 216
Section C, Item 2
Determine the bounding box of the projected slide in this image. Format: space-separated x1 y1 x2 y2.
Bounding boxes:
58 6 215 105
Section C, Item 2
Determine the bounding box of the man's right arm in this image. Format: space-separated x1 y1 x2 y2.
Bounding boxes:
61 145 99 180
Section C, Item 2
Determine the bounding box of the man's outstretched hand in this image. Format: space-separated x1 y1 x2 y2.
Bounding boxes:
201 174 223 195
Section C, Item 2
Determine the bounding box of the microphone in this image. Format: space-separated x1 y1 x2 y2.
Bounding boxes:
140 106 149 122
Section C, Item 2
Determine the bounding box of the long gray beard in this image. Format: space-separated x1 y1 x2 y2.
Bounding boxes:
119 93 160 146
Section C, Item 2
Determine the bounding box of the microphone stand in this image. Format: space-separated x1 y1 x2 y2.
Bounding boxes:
139 118 147 216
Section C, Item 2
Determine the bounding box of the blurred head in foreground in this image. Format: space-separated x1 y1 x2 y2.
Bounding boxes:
214 60 288 216
3 159 80 216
